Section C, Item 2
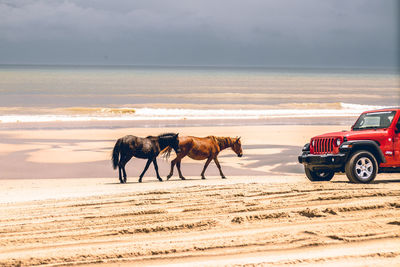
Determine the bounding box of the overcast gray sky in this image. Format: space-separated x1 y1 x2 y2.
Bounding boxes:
0 0 398 68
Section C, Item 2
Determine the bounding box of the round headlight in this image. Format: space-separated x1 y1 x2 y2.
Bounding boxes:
336 138 341 146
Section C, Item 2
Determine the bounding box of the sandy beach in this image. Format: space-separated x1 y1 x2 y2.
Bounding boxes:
1 175 400 266
1 123 400 266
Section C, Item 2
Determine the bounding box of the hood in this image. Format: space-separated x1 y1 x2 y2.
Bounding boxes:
313 131 349 139
312 129 389 142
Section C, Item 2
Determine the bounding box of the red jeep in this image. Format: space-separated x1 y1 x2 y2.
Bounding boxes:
298 108 400 183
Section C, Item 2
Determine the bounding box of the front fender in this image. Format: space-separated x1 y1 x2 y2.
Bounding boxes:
302 143 310 152
339 140 386 163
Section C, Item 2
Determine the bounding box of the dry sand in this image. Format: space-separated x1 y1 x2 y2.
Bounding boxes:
0 176 399 266
0 124 400 266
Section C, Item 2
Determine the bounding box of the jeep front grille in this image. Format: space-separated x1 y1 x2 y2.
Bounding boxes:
313 138 335 154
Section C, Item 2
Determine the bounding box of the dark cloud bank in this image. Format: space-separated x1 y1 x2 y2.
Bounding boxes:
0 0 398 68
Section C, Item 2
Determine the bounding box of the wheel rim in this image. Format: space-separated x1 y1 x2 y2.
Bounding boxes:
355 157 373 181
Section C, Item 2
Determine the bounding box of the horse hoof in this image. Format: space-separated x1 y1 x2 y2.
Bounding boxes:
158 178 163 182
138 179 142 183
201 177 206 180
221 176 226 179
180 177 186 180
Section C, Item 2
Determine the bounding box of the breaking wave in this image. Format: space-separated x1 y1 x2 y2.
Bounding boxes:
0 103 389 123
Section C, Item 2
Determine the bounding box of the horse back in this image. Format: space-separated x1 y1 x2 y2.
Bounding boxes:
120 135 158 158
180 135 219 159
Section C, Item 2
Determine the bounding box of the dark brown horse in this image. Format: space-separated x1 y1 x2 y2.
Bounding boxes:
112 133 180 183
164 136 242 180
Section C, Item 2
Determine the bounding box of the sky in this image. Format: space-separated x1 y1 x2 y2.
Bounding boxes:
0 0 398 68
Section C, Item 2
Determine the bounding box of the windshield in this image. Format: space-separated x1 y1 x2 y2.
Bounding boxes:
353 111 396 130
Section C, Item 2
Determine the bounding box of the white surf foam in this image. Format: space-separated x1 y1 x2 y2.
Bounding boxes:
0 103 388 123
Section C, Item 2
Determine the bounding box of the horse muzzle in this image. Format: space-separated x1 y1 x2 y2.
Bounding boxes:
238 153 243 157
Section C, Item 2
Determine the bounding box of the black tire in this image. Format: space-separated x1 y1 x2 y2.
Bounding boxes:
345 150 378 183
304 167 335 182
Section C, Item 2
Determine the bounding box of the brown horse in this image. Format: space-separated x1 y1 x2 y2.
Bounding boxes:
163 136 243 180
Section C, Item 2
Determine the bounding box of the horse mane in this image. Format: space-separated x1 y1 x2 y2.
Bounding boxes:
158 132 177 138
145 133 176 139
158 133 178 160
215 136 234 149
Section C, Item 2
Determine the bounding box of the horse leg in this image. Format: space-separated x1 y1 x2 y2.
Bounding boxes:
120 155 132 183
122 163 127 183
200 157 213 179
117 152 125 183
118 160 126 184
167 157 177 180
214 157 226 179
176 159 186 180
118 165 123 183
168 150 188 180
118 161 127 184
152 158 163 182
139 159 152 183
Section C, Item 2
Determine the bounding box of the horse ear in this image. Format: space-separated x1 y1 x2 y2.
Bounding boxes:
175 133 179 138
236 137 241 143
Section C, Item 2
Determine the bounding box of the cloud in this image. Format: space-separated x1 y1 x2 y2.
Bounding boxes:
0 0 398 67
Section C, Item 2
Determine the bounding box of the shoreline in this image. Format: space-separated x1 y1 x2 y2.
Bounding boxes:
0 102 386 125
0 116 356 131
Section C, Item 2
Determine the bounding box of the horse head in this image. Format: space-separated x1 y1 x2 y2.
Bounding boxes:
171 133 181 153
232 137 243 157
159 133 181 154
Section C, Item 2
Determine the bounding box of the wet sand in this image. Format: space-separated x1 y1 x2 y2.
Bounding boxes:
0 124 347 179
1 123 400 266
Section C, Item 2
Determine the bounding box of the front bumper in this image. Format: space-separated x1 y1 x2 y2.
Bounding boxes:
298 152 347 171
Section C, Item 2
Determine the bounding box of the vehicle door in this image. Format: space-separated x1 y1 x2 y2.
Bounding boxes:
394 116 400 165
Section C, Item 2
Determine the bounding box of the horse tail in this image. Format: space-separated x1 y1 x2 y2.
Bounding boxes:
112 138 122 169
161 146 173 160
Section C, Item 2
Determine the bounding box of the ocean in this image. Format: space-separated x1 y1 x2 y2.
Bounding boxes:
0 65 398 125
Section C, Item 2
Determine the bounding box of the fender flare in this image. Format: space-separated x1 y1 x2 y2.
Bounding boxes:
339 140 386 163
302 143 310 152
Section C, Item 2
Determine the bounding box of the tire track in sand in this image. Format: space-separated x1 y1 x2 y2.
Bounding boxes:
0 179 399 266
